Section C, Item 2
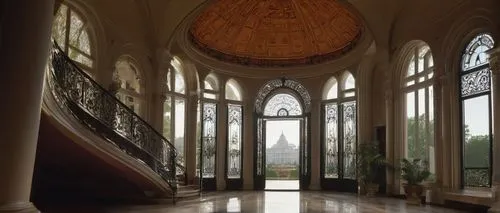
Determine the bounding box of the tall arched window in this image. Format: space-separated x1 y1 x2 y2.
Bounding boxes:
460 33 494 188
402 44 435 174
113 56 143 115
201 74 219 182
52 3 94 75
162 57 186 163
225 79 243 181
321 72 357 190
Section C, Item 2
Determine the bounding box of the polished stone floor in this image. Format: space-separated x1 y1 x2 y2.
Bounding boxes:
96 191 466 213
265 180 300 190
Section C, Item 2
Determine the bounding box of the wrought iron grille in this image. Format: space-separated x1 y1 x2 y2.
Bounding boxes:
47 41 180 194
464 168 490 187
227 104 242 179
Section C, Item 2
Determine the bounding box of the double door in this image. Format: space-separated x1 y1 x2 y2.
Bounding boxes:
320 101 357 192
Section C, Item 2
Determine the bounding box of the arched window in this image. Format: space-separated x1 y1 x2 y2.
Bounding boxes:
225 79 243 180
322 72 357 181
162 57 186 163
402 44 435 175
204 74 218 100
113 56 143 115
201 74 219 180
52 3 94 75
460 33 494 188
264 94 303 116
225 79 242 101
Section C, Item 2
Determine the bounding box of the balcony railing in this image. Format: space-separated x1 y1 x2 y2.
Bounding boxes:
46 41 181 195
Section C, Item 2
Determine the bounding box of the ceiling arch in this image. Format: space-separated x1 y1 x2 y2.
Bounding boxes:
189 0 363 67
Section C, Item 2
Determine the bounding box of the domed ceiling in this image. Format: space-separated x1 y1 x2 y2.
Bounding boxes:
189 0 363 67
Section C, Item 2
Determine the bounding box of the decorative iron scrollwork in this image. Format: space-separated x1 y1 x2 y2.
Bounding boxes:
227 104 242 179
255 78 311 114
324 103 339 178
342 101 357 180
202 102 217 178
461 68 491 97
46 41 179 194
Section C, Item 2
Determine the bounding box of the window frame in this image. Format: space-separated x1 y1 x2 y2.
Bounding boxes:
225 79 244 181
401 45 435 174
321 72 357 181
458 33 494 188
162 59 188 163
53 3 95 74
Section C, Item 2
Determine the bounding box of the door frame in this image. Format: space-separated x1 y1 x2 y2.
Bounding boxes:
253 78 312 190
262 117 305 190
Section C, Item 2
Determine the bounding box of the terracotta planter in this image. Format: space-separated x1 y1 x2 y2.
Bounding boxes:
403 184 424 205
365 183 379 197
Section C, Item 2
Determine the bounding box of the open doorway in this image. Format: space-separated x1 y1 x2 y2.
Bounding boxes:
254 79 312 190
265 120 300 190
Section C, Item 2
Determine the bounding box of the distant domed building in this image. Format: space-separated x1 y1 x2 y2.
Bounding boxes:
266 132 299 165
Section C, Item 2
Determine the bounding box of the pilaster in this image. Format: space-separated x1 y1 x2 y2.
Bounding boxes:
487 48 500 212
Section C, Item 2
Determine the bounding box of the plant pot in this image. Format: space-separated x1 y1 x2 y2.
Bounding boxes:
365 183 379 197
403 184 424 205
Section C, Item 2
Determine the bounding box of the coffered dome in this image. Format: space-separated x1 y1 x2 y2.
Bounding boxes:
189 0 363 67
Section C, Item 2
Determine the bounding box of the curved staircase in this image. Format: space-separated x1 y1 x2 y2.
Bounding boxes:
32 41 199 208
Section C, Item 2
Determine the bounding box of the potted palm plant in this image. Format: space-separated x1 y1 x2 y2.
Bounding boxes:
356 141 387 196
400 158 431 204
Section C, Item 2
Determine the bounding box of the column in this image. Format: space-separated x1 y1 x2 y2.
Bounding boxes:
309 98 321 190
384 84 396 195
487 48 500 212
185 94 199 184
0 0 54 212
242 100 254 190
217 78 227 190
429 71 445 204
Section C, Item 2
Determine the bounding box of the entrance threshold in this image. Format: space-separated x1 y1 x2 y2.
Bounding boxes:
265 180 299 190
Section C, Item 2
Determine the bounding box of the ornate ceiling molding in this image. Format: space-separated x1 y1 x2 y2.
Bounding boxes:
188 0 362 68
172 0 373 79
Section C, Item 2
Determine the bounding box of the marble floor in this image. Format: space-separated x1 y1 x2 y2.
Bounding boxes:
63 191 468 213
265 180 300 190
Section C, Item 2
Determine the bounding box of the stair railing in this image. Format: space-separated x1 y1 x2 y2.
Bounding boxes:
46 40 182 196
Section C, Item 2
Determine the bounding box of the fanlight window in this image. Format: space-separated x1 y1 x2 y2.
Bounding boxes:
323 78 338 100
462 34 494 71
343 74 355 90
204 74 219 100
226 79 242 101
171 58 186 94
263 93 302 116
52 4 94 71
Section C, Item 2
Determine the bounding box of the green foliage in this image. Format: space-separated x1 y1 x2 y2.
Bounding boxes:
289 168 298 179
464 135 490 168
266 167 278 178
406 116 434 161
400 158 431 186
462 127 490 187
357 141 387 184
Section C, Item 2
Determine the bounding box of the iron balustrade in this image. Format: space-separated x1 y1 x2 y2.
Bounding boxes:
46 41 184 195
